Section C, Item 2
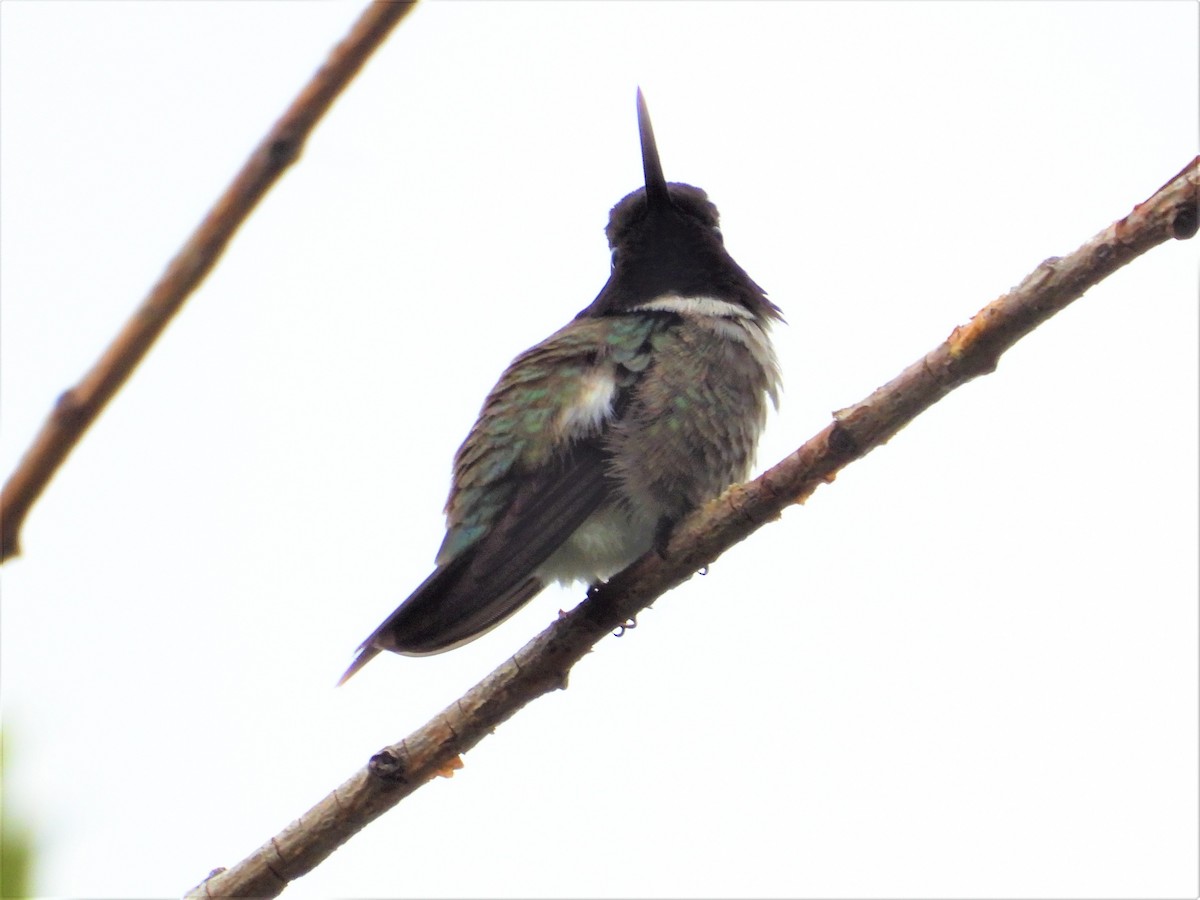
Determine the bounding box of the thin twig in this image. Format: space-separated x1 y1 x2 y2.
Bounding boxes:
186 158 1199 900
0 0 418 564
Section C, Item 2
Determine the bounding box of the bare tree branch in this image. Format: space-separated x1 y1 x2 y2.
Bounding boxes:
0 0 417 564
186 158 1198 899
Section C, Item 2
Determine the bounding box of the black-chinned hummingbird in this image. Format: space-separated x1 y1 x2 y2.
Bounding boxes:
339 90 782 684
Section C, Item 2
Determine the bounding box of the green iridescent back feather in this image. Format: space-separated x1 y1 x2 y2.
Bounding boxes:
436 314 672 565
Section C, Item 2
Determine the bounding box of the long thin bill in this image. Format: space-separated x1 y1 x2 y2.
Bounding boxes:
637 88 670 209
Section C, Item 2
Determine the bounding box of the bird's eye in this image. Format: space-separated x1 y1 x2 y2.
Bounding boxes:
611 248 619 268
711 225 724 244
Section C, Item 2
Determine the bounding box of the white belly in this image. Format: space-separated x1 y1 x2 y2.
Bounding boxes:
534 505 654 586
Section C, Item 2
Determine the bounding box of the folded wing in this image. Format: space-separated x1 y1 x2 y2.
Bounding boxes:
338 315 670 683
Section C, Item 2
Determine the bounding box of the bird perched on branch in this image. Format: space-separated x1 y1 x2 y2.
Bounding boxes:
339 90 782 684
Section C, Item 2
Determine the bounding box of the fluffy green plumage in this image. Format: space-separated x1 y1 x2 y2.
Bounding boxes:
437 314 669 566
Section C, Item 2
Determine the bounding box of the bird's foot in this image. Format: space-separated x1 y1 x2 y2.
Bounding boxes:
613 616 638 637
653 516 676 559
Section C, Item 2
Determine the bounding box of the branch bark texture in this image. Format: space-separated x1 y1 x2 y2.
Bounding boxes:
0 0 417 564
187 159 1198 899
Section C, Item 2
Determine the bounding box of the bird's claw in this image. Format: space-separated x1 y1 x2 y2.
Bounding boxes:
613 617 638 637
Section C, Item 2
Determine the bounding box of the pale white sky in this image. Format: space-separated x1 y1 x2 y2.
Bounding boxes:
1 2 1197 898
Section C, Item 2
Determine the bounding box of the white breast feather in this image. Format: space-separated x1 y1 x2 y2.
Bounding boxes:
631 295 753 319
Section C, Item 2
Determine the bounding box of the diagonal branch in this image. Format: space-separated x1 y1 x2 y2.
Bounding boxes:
186 158 1198 899
0 0 417 564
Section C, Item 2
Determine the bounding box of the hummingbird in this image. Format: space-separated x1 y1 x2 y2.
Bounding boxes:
338 90 782 684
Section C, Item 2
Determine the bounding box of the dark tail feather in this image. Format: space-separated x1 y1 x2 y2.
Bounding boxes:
337 643 382 686
337 442 611 684
336 562 543 685
336 563 465 686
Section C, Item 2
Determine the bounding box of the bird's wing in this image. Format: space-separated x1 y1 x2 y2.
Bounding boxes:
338 314 671 682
